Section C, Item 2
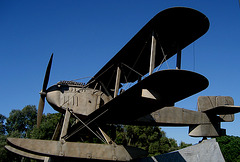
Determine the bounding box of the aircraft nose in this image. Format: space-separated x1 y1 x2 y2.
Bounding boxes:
46 85 61 109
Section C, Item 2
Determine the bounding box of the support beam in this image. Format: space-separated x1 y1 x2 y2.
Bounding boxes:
100 81 113 99
149 31 156 75
114 66 121 98
60 110 71 139
51 114 64 140
176 49 181 69
44 157 51 162
99 127 115 145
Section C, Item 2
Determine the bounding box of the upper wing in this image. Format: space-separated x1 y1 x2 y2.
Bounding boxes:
87 7 210 93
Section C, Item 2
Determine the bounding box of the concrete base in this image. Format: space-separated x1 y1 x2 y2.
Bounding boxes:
139 139 225 162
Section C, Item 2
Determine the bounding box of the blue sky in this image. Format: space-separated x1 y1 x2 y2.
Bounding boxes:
0 0 240 145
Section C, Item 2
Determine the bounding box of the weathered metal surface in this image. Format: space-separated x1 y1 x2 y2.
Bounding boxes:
114 66 121 98
135 106 211 126
46 85 111 117
134 96 240 137
135 105 240 126
198 96 234 112
60 110 71 139
7 138 148 161
188 123 223 137
149 32 156 75
198 96 240 122
5 145 46 160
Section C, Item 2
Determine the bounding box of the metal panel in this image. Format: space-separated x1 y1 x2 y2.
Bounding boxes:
7 138 148 161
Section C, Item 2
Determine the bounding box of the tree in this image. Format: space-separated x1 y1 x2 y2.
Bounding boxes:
30 113 61 140
114 125 181 156
179 141 192 149
0 134 8 162
1 106 37 161
0 114 7 162
5 105 37 138
0 114 6 135
216 136 240 162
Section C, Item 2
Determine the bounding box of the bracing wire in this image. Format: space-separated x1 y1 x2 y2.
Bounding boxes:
155 32 170 71
68 109 107 144
63 109 109 141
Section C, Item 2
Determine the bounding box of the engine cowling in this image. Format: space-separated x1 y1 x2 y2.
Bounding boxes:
46 82 111 118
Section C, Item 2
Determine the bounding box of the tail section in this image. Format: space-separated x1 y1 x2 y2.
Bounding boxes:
189 96 240 137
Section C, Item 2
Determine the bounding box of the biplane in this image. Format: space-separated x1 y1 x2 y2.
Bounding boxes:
5 7 240 161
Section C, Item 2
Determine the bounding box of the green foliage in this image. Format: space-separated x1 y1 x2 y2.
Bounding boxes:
0 135 8 162
5 105 37 138
115 125 127 145
0 115 6 135
30 113 61 140
114 125 183 156
179 141 192 149
216 136 240 162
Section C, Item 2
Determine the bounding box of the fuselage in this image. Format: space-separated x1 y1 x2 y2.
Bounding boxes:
46 81 111 119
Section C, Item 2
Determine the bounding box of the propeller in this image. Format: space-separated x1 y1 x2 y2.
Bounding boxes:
37 53 53 128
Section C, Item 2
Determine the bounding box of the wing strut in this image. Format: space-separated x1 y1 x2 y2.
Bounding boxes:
149 31 157 75
176 48 182 69
114 66 121 98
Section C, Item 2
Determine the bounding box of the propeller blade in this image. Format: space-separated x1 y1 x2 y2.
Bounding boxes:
37 54 53 128
42 53 53 92
37 95 45 128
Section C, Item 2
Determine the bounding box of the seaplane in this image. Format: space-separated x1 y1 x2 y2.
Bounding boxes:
5 7 240 161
